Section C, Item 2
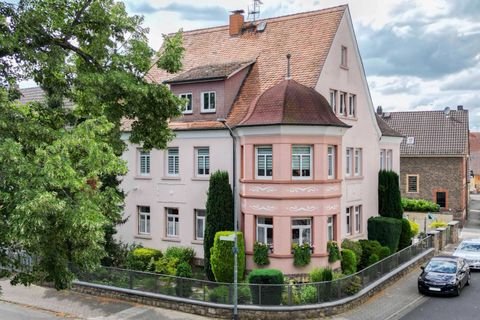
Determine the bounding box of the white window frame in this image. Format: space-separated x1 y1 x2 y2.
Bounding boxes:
195 147 210 176
386 150 392 171
380 149 385 170
201 91 216 112
256 216 273 245
292 218 312 245
255 145 273 179
167 147 179 176
166 208 179 237
195 209 205 240
179 93 193 114
339 92 346 115
355 205 362 233
139 150 150 176
138 206 151 235
407 174 419 193
346 206 352 235
348 94 356 117
354 148 362 176
329 89 337 113
327 216 334 241
341 45 348 67
292 145 312 179
327 145 336 179
346 147 352 176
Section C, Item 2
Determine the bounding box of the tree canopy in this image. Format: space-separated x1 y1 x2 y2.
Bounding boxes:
0 0 184 289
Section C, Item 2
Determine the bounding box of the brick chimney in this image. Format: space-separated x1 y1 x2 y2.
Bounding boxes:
229 10 244 36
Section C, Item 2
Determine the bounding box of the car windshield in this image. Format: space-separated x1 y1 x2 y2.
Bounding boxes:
425 260 457 274
458 243 480 252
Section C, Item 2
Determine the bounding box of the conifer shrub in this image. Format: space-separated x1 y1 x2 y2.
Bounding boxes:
341 249 357 275
378 170 403 219
210 231 245 283
398 218 413 250
367 216 402 253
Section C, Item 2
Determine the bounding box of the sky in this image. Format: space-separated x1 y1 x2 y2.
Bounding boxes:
124 0 480 131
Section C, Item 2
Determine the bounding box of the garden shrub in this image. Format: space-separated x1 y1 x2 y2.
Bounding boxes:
430 220 448 229
310 267 333 282
293 243 311 266
126 247 162 271
358 240 382 270
343 275 362 296
300 285 318 304
253 242 270 266
367 216 402 253
327 241 341 263
409 219 420 237
248 269 284 305
402 198 440 212
341 239 362 266
378 170 403 219
208 285 230 303
154 257 179 275
210 231 245 282
378 246 391 260
368 254 379 266
341 249 357 275
175 262 193 298
398 218 413 250
164 246 196 265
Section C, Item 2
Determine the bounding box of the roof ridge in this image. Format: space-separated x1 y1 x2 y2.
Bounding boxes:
177 4 347 36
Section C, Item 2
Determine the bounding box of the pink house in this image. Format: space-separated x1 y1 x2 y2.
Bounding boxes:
118 5 402 274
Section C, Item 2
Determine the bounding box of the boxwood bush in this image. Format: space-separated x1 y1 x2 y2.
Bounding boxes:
402 198 440 212
248 269 284 305
341 249 357 275
367 216 402 253
341 239 362 267
358 240 386 270
210 231 245 282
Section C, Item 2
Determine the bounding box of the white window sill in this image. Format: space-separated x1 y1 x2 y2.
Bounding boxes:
135 234 152 240
182 111 193 115
162 237 181 242
135 176 152 180
191 240 204 245
200 110 216 113
192 177 210 181
255 177 273 180
162 176 181 180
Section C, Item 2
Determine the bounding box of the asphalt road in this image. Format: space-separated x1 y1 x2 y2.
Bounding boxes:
0 301 64 319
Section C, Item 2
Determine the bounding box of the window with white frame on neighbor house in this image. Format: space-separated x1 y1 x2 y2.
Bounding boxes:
167 147 179 176
292 145 312 178
256 146 273 178
138 150 150 176
195 209 205 240
166 208 179 237
201 91 216 112
195 147 210 176
407 174 419 193
346 206 352 235
327 216 334 241
380 149 385 170
256 216 273 245
329 89 337 113
348 94 356 117
292 218 312 245
346 147 353 176
179 93 193 114
354 148 362 176
138 206 151 235
355 205 362 233
327 145 336 179
386 150 392 170
341 45 348 67
339 92 346 115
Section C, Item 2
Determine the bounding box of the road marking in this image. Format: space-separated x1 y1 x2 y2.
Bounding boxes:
383 295 428 320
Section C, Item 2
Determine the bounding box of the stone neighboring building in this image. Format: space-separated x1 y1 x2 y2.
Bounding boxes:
380 106 470 222
470 132 480 192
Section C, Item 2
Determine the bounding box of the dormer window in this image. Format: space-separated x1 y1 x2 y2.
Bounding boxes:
179 93 192 114
341 45 348 68
201 91 216 112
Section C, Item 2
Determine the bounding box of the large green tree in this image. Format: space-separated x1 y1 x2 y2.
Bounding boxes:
0 0 184 289
204 171 234 281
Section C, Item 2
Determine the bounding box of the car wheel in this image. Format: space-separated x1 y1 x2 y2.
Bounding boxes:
466 272 471 286
454 284 462 297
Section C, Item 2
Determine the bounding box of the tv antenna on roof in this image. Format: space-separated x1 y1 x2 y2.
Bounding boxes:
248 0 263 22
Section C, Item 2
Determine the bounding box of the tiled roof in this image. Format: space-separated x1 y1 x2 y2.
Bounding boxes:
470 132 480 174
375 114 403 137
239 79 349 128
146 5 347 131
18 87 75 108
164 60 255 84
382 110 469 156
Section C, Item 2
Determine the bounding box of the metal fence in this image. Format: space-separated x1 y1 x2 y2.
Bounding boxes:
0 248 34 272
75 236 433 306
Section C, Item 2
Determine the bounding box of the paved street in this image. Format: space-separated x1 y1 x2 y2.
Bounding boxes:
0 300 65 319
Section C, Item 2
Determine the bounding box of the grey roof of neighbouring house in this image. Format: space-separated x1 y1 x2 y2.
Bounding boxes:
381 110 469 156
19 87 75 108
375 114 403 137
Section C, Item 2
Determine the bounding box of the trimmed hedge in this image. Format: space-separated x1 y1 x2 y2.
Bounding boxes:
398 218 413 250
341 239 362 267
126 247 162 271
248 269 284 305
367 216 402 253
210 231 245 282
341 249 357 275
378 170 403 219
402 198 440 212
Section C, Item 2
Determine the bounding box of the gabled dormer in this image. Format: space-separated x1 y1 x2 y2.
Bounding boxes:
164 61 254 122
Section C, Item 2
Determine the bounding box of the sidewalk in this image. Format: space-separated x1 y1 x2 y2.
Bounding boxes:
0 279 209 320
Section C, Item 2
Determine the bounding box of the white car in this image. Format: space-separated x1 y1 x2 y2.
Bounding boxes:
453 239 480 269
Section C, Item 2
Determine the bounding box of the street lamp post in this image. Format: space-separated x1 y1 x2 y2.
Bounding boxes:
217 118 238 320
